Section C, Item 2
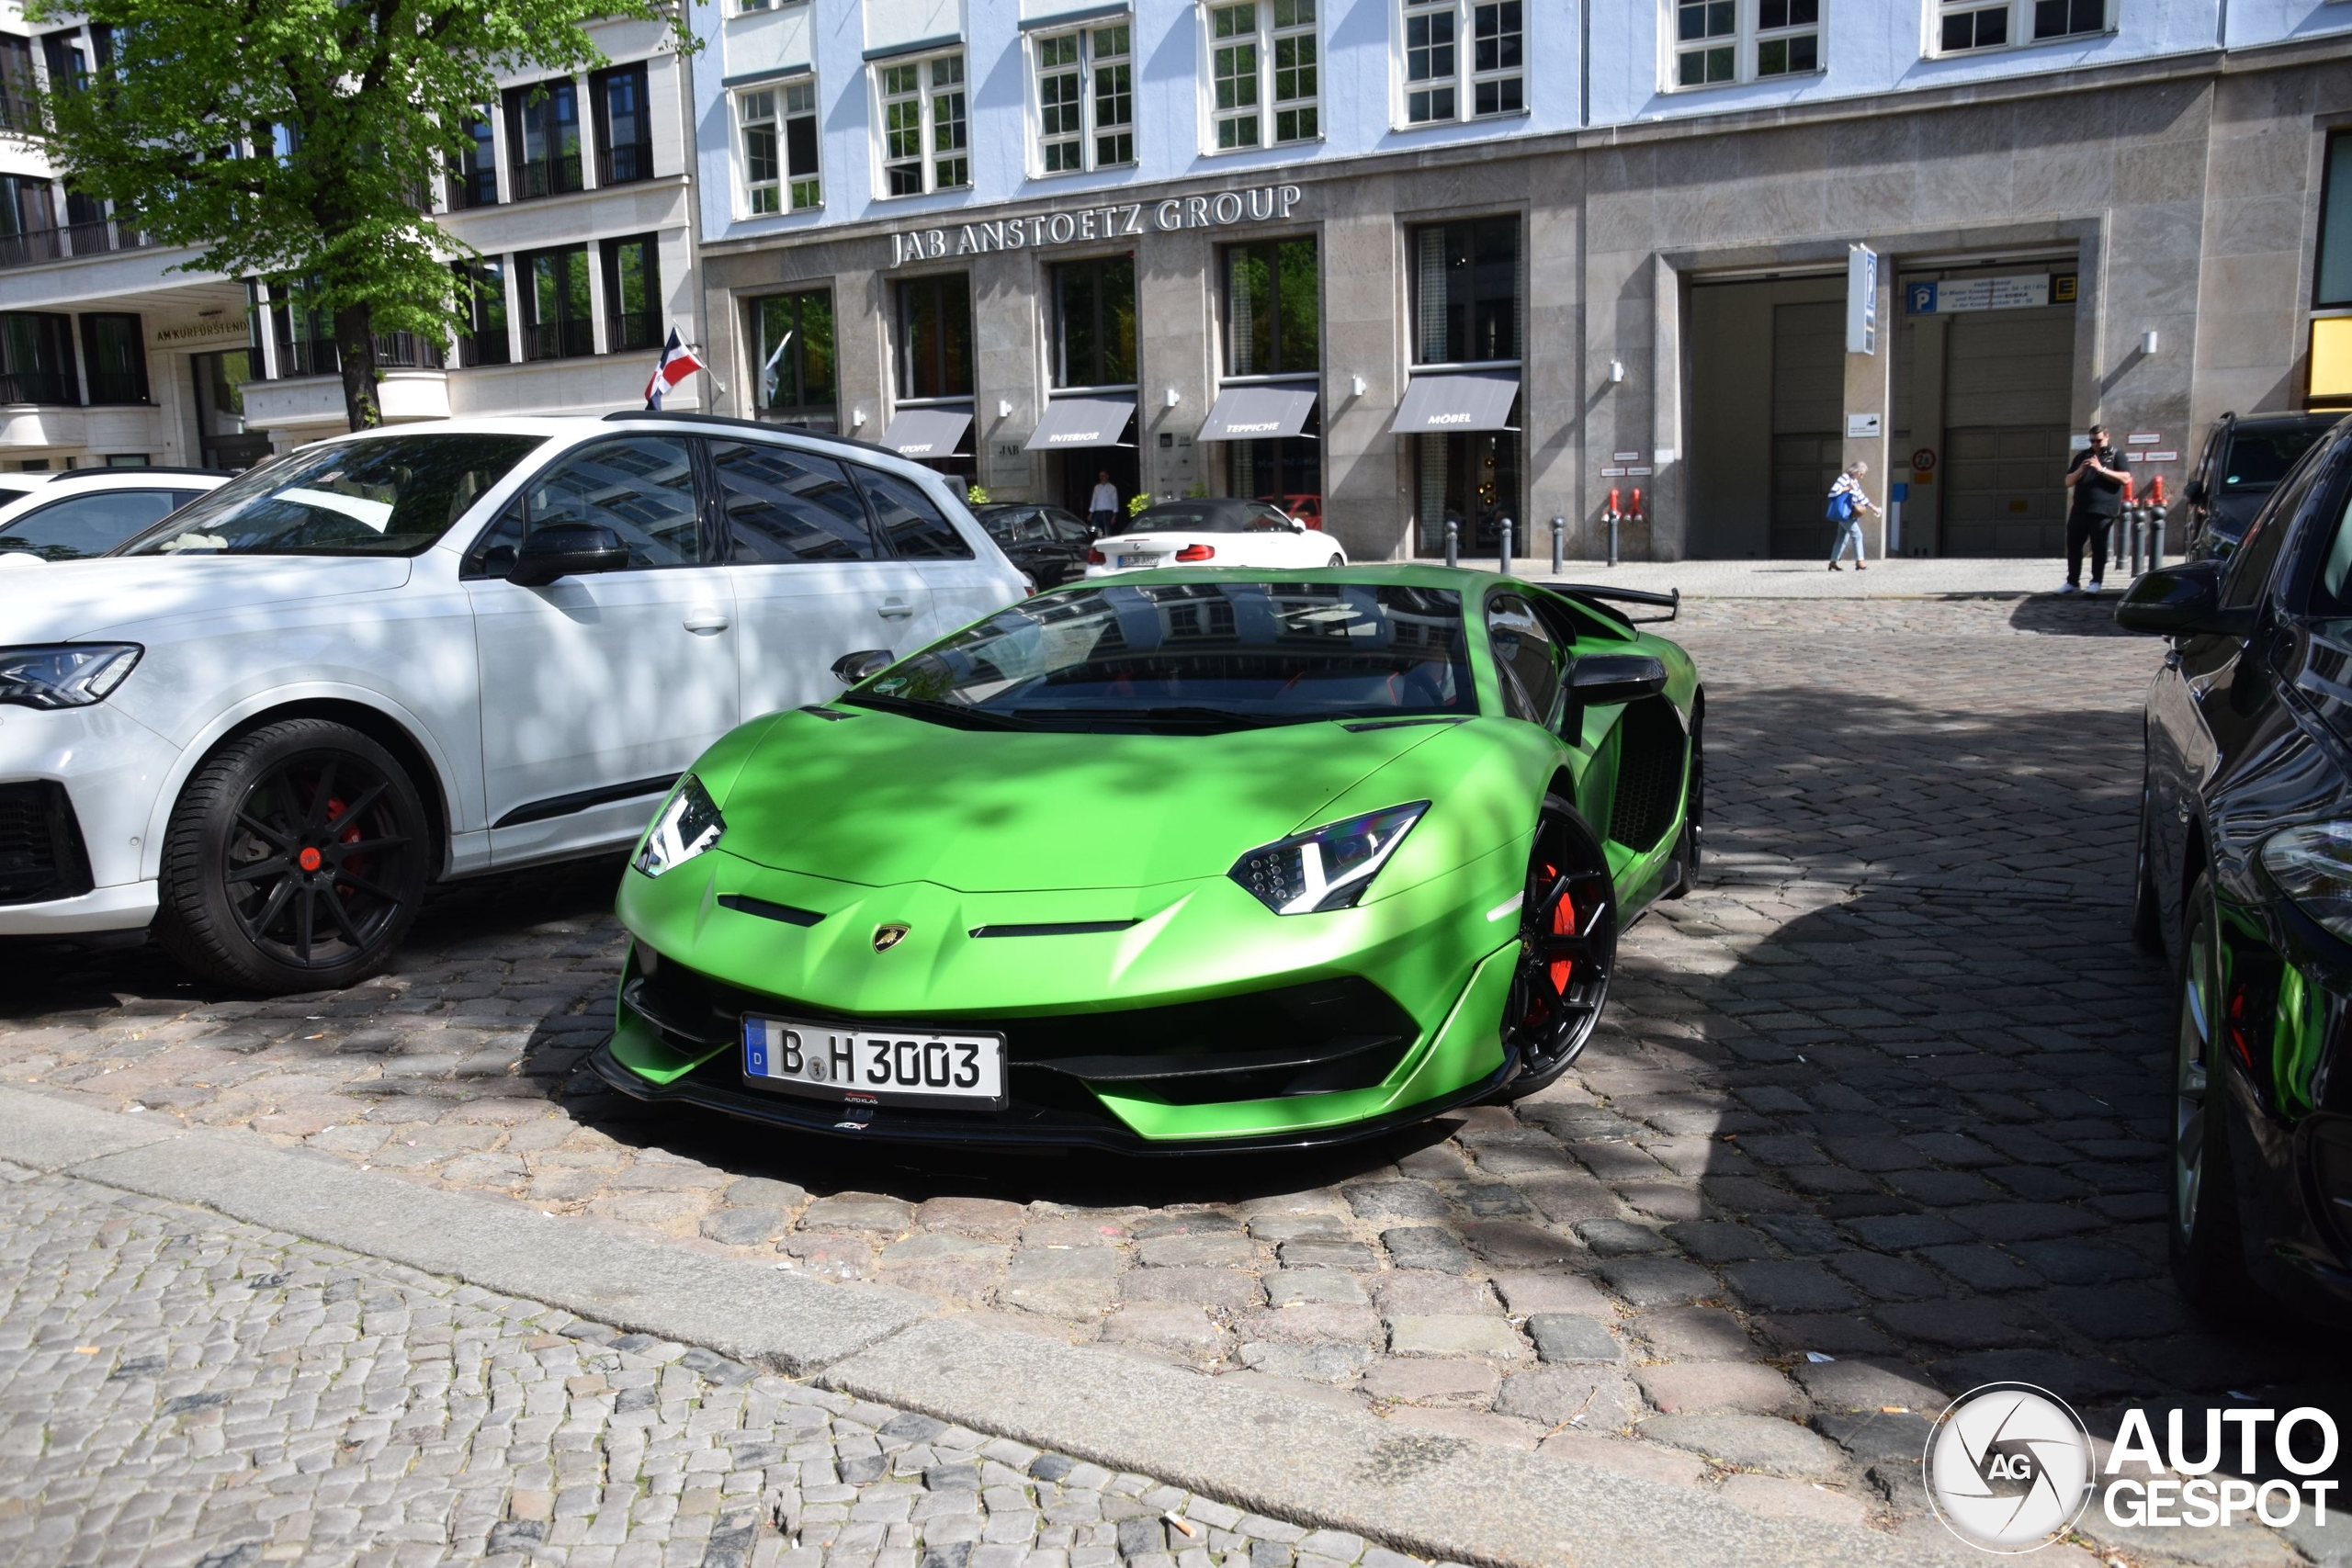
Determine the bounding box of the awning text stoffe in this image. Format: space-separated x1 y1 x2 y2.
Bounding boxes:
876 406 974 458
1023 395 1137 451
1389 372 1521 435
1196 385 1318 442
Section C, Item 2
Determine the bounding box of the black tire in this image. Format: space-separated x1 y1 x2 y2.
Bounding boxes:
2132 777 2165 954
1327 554 1345 567
2168 871 2258 1319
154 718 429 994
1487 795 1617 1102
1666 701 1704 900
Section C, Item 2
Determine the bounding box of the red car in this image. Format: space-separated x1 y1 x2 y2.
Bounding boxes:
1261 493 1323 530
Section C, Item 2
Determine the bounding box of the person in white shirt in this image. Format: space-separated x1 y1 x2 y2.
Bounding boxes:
1826 461 1882 572
1089 471 1121 533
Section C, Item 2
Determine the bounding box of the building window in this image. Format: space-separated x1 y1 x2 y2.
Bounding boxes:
521 244 593 360
0 312 75 404
455 260 510 367
1052 257 1136 389
2320 132 2352 310
749 289 837 430
879 53 968 197
603 233 662 354
79 312 147 404
448 112 498 209
1205 1 1317 151
895 274 972 399
1402 0 1517 125
1674 0 1818 86
1224 239 1318 378
1036 24 1134 174
739 81 820 215
267 284 339 379
1936 0 2106 53
594 63 654 186
1409 216 1520 364
504 77 583 199
40 31 85 94
0 173 58 266
0 38 34 132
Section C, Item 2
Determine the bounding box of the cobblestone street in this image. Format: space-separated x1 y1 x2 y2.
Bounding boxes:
4 596 2348 1562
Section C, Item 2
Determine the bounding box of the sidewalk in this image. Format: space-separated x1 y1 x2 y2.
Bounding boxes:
1479 557 2124 599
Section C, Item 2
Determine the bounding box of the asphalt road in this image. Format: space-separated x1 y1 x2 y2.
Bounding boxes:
4 595 2347 1566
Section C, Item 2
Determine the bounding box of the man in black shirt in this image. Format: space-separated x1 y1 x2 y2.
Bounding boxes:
2062 423 2130 595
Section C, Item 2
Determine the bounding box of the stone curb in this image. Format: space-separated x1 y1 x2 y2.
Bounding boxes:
0 1085 1965 1568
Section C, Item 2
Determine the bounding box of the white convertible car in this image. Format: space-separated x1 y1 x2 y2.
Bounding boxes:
0 414 1025 991
1083 498 1348 578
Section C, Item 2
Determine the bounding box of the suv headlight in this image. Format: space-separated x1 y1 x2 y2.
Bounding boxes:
633 775 725 878
0 643 141 710
1230 802 1429 915
2261 823 2352 943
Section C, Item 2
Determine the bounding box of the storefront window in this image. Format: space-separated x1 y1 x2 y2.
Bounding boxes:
751 289 837 431
1409 218 1521 556
896 274 972 399
2320 130 2352 310
1225 239 1317 377
1052 257 1136 389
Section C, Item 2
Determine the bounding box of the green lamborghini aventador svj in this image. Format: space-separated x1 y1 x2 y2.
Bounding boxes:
593 566 1703 1151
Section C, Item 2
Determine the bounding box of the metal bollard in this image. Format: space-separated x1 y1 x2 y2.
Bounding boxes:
1499 519 1513 576
2151 512 2165 569
1444 519 1458 570
1550 515 1566 576
2123 511 2140 579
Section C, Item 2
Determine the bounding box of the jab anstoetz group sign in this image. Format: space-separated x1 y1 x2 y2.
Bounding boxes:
888 184 1306 267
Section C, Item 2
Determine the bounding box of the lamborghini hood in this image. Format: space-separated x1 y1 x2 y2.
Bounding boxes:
713 705 1473 892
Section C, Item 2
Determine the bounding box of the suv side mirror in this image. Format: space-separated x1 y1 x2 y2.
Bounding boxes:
831 649 894 685
2113 561 2256 638
1568 654 1668 705
507 522 628 588
2184 479 2208 505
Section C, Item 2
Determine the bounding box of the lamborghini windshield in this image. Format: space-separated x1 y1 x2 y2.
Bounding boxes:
854 581 1475 731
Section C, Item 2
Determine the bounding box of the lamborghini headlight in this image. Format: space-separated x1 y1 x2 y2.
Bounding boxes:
1230 802 1429 915
633 775 725 878
2261 822 2352 943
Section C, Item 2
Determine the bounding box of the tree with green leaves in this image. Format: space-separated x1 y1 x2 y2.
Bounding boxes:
28 0 695 430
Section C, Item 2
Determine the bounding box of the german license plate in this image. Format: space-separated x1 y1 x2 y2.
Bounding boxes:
1117 554 1151 569
741 1016 1006 1109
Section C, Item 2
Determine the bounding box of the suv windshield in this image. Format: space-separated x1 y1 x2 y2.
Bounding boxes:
119 433 547 557
851 581 1474 732
2223 428 2329 493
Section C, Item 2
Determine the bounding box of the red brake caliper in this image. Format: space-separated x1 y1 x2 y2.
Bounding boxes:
1550 867 1577 995
324 795 365 893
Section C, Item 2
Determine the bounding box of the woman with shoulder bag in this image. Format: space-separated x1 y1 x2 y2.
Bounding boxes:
1826 460 1881 572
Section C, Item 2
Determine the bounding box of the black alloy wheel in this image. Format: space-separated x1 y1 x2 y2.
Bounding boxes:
156 718 429 993
1491 796 1617 1100
2168 871 2257 1318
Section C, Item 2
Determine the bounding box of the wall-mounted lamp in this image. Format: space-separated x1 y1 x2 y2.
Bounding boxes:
1350 374 1366 398
997 398 1012 418
1164 387 1182 408
852 407 867 428
2140 330 2160 355
1608 360 1626 384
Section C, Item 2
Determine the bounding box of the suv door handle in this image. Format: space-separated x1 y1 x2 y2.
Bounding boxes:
683 610 730 634
878 598 914 619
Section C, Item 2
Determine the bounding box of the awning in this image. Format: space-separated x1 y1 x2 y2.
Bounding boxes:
877 406 973 458
1196 385 1318 442
1024 395 1136 451
1389 371 1520 435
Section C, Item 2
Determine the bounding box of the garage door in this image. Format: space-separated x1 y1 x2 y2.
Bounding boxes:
1770 300 1843 558
1939 304 2074 556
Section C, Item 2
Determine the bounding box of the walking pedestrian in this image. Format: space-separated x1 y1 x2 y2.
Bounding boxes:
1089 470 1121 534
1826 460 1881 572
2060 423 2131 595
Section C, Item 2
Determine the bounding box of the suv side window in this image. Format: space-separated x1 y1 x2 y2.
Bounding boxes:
0 489 186 561
711 440 879 563
852 466 974 560
2222 446 2333 610
465 435 702 577
1486 592 1564 726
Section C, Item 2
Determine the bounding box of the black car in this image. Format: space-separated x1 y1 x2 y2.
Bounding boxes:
2183 411 2340 559
2118 412 2352 1325
972 502 1095 588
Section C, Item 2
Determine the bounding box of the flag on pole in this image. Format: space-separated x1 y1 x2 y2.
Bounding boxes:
643 328 707 411
759 329 794 410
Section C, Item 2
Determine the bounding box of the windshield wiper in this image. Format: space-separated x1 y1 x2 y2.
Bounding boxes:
842 691 1044 730
1001 705 1317 730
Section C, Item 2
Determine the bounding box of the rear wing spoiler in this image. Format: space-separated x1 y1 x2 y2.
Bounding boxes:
1535 581 1680 625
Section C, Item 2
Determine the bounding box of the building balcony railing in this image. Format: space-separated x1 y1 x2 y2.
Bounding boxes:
525 318 594 361
268 331 447 380
447 165 499 210
0 220 148 270
606 309 662 355
600 141 654 186
510 153 584 200
457 331 511 368
85 373 148 406
0 369 78 405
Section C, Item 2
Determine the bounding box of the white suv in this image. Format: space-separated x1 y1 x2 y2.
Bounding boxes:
0 413 1026 992
0 467 233 563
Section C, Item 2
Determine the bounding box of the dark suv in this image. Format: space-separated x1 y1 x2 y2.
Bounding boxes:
2184 411 2342 559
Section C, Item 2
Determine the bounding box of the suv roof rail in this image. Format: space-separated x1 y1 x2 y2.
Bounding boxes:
601 408 910 464
51 465 236 480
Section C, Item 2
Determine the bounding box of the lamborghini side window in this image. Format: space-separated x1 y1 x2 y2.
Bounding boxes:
1487 592 1563 725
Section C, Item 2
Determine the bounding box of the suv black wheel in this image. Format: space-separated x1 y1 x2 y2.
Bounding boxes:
1489 795 1616 1101
155 718 429 993
2169 871 2258 1319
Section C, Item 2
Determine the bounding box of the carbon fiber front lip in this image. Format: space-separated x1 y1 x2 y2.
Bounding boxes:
586 1038 1519 1156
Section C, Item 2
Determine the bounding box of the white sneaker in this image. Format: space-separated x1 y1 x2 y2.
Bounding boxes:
2057 582 2080 595
2086 580 2103 595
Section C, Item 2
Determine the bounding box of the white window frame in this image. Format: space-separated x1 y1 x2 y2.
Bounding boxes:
875 51 969 198
1668 0 1822 90
1929 0 2112 58
1395 0 1522 130
733 81 821 217
1199 0 1321 155
1032 19 1136 176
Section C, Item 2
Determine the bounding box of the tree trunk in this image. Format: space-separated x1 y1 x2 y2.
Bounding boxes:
334 303 382 431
